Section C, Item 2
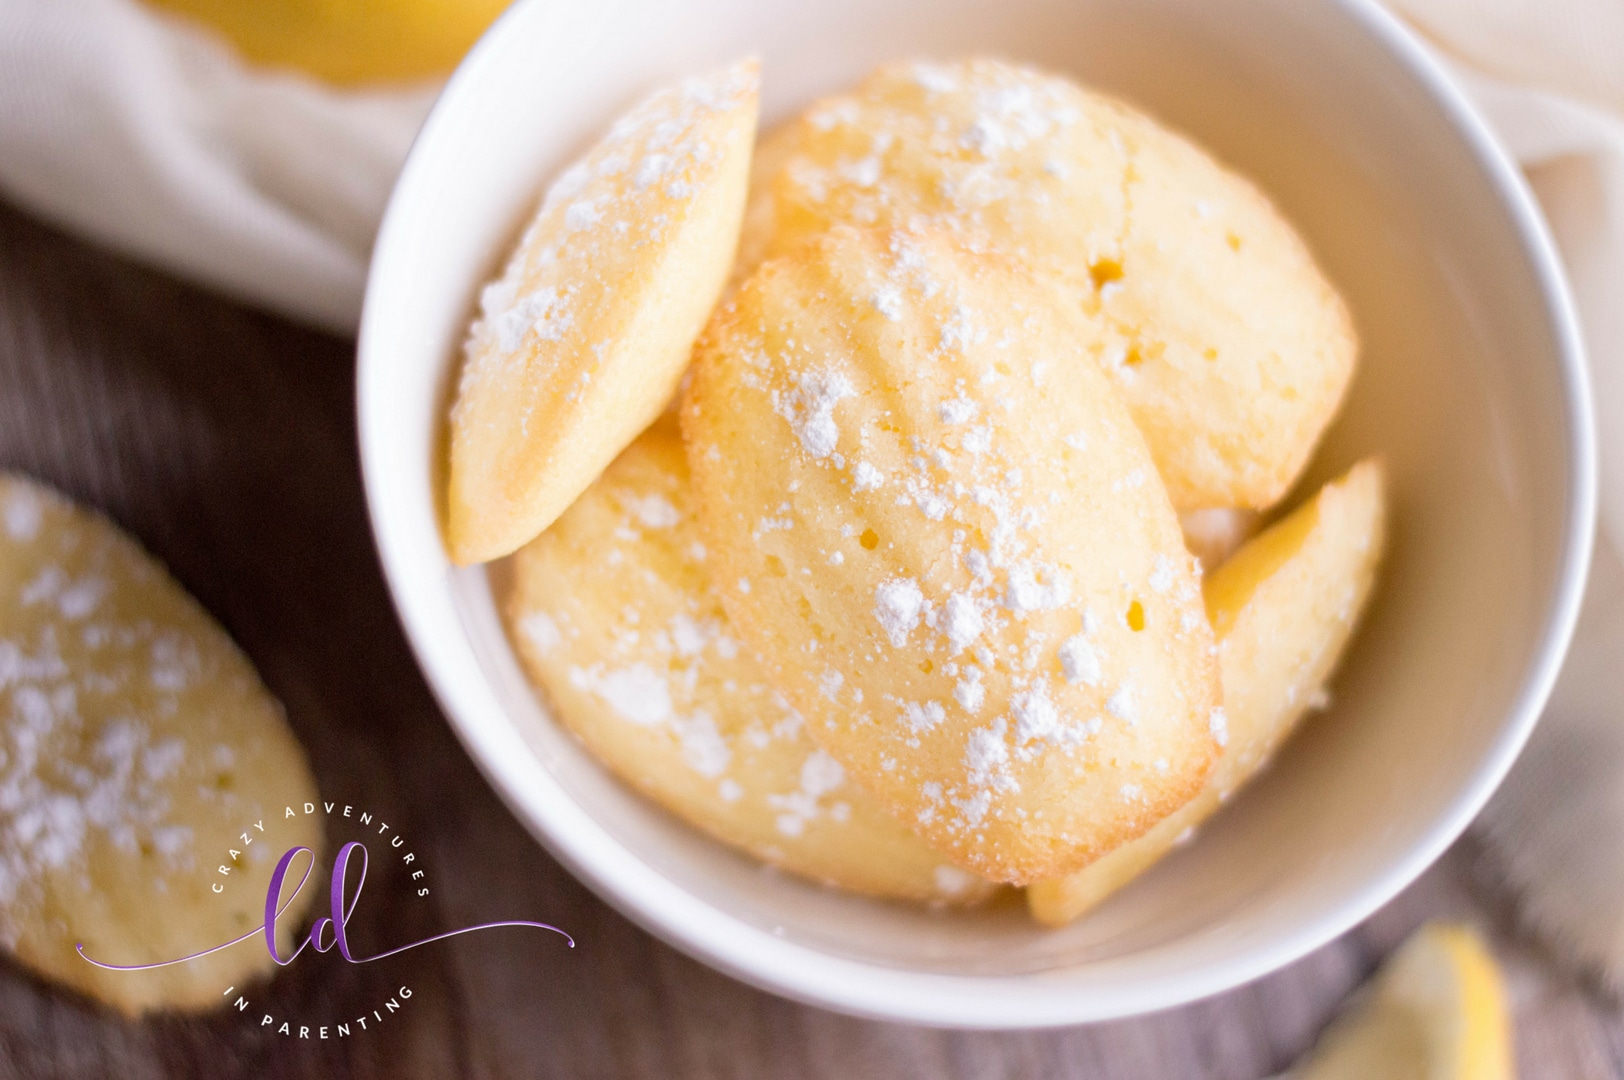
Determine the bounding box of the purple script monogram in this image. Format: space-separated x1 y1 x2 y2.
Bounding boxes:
76 842 573 972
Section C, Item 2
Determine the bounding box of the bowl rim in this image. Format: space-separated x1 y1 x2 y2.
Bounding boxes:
356 0 1596 1028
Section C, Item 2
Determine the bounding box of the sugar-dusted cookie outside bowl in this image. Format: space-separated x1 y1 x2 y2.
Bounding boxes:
357 0 1593 1026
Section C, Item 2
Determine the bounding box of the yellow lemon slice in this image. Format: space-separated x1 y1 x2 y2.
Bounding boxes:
1290 923 1513 1080
145 0 510 85
447 60 758 564
1029 460 1384 925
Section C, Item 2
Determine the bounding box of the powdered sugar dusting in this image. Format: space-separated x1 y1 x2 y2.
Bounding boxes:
781 57 1101 268
912 63 961 95
870 287 903 321
1058 633 1102 687
1148 553 1176 594
774 369 855 460
520 612 562 656
1009 681 1059 745
0 474 296 945
574 663 673 726
454 59 757 418
4 487 40 541
1106 684 1138 725
938 397 977 425
1004 562 1071 615
960 718 1017 825
767 749 846 837
874 578 927 647
564 199 602 232
673 710 731 778
625 492 681 530
852 461 886 492
475 277 574 358
954 668 985 713
900 699 947 735
937 594 984 653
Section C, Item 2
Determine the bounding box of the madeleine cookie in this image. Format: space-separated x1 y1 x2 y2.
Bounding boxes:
507 421 996 904
683 227 1219 884
761 58 1356 510
1028 460 1386 925
447 60 760 564
1088 108 1357 510
0 474 322 1014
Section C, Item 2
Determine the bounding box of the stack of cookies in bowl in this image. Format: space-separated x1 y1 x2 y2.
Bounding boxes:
444 56 1384 928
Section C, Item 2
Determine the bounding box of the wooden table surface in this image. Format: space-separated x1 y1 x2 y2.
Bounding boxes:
0 197 1618 1079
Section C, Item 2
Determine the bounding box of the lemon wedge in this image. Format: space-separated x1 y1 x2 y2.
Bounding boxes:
145 0 511 85
1290 923 1512 1080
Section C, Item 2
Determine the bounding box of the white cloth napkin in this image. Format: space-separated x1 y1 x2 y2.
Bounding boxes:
1384 0 1624 990
0 0 435 333
2 0 1623 986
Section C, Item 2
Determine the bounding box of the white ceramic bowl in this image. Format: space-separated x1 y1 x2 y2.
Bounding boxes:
358 0 1594 1027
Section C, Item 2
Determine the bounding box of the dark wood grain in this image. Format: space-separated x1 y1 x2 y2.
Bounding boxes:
0 197 1617 1079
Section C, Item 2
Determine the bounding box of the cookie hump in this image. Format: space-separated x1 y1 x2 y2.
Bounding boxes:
683 226 1220 883
763 58 1355 511
507 421 997 905
447 59 760 563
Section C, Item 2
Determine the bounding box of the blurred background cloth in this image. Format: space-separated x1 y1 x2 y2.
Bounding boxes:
0 0 435 332
2 0 1623 987
1385 0 1624 992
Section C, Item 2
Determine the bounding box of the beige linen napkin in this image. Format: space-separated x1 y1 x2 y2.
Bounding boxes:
1387 0 1624 989
0 0 434 333
1 0 1621 986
